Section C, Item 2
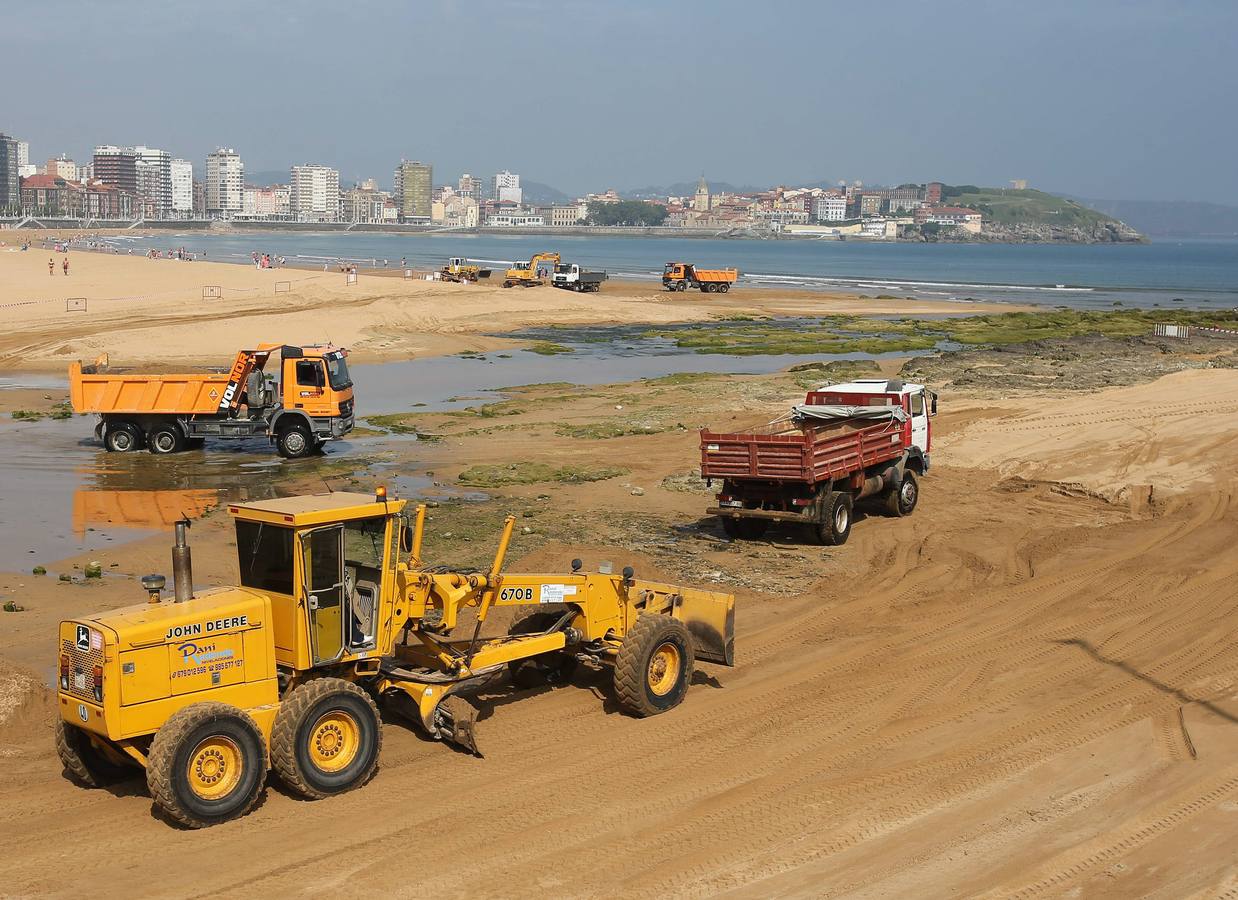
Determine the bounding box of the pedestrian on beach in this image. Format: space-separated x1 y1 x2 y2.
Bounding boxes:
49 258 55 275
63 257 70 276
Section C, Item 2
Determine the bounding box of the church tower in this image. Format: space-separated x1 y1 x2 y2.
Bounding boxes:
693 175 711 213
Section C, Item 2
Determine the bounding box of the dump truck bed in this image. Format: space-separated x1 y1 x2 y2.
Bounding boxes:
70 361 230 416
701 414 907 485
693 268 738 283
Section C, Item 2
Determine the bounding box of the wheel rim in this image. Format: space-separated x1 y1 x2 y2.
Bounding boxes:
901 480 917 507
647 641 681 696
308 710 360 773
284 431 307 454
111 430 132 451
187 736 243 801
834 504 849 532
154 432 175 452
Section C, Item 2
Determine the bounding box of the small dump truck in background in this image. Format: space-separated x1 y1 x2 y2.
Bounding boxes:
69 343 355 458
551 263 607 292
439 257 491 283
663 262 738 293
503 251 560 287
700 378 935 544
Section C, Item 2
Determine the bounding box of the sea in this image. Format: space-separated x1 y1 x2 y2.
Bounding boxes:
85 232 1238 311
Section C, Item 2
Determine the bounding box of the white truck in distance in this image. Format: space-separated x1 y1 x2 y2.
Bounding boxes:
551 264 607 292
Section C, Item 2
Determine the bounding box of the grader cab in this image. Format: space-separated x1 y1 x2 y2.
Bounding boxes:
55 491 735 828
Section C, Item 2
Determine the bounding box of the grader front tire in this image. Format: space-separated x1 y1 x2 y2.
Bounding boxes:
271 678 382 800
146 702 267 829
614 615 695 718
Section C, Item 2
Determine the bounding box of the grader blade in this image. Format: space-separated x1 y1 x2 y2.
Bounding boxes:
438 695 482 757
674 585 736 667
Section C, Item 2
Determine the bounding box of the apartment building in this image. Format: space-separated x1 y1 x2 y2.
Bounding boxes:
290 164 340 221
205 148 244 216
394 160 432 219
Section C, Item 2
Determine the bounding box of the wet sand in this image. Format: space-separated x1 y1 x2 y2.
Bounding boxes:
0 243 1020 372
1 354 1238 896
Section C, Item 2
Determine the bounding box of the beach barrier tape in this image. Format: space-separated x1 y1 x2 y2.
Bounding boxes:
0 299 43 310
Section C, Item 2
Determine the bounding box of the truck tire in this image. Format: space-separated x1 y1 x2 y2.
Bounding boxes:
677 281 688 292
719 283 730 293
815 492 853 546
507 608 578 688
885 469 919 517
276 422 313 459
146 702 267 829
614 615 695 718
103 420 143 452
55 718 133 787
147 422 185 454
271 678 382 800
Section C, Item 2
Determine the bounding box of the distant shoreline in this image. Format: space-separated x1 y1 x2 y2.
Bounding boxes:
1 218 1145 244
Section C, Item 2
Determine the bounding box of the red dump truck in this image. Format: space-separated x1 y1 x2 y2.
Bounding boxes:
700 378 936 545
69 343 355 458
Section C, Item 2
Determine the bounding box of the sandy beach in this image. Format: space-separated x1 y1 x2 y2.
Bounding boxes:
1 229 1237 897
0 239 1017 371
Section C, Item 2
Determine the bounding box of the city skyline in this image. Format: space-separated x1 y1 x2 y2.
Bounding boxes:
2 0 1236 204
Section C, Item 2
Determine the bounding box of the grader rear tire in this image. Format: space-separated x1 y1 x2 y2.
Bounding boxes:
55 718 133 787
614 615 695 717
146 702 266 829
271 678 382 800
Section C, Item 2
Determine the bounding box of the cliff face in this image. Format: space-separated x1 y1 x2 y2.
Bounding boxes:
908 220 1147 244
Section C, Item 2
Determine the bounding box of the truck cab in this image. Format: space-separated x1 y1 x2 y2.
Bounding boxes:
806 379 935 467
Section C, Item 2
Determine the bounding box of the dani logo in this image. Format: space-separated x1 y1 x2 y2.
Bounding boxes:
177 641 235 665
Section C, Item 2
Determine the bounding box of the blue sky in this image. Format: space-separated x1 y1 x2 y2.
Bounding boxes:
4 0 1235 202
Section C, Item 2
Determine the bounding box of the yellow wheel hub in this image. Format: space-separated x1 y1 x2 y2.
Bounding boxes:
647 642 682 696
309 711 360 773
187 736 243 801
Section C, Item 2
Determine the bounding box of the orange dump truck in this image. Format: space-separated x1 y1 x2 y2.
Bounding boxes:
662 262 739 293
69 343 355 458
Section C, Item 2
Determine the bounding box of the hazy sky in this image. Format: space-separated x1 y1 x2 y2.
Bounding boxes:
4 0 1235 202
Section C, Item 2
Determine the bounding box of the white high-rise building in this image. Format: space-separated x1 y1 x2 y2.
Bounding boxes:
134 146 173 217
16 141 35 178
492 169 521 205
290 165 340 221
205 148 244 217
170 159 193 216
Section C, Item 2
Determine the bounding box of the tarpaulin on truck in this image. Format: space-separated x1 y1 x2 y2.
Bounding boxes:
791 404 909 423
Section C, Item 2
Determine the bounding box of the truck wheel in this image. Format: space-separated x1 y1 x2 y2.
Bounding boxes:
146 702 267 829
271 678 382 800
55 719 133 787
677 281 688 292
276 423 313 458
815 493 853 546
147 422 185 454
104 420 142 452
719 283 730 293
614 615 694 717
507 609 578 689
885 470 919 517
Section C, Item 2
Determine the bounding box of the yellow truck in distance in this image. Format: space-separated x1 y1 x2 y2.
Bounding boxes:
69 343 355 458
662 262 739 293
54 491 736 828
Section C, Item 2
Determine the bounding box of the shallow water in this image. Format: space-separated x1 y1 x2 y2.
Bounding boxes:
0 325 927 569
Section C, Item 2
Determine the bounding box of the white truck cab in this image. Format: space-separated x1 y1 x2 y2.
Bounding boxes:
812 378 936 468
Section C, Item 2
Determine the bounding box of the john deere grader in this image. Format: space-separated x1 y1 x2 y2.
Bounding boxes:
54 491 735 828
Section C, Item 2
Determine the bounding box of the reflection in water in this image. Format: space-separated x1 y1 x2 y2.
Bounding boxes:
72 489 219 537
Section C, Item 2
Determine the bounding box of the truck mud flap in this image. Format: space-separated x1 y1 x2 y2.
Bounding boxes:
674 587 735 667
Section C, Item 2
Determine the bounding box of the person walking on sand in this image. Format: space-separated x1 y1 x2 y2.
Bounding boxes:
49 258 55 275
63 257 70 276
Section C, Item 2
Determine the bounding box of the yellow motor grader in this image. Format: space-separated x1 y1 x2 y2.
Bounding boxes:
54 491 735 827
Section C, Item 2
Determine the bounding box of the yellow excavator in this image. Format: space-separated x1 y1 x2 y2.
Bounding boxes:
503 251 560 287
54 490 735 827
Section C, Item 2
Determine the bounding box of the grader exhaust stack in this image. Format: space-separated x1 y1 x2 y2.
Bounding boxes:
172 519 193 602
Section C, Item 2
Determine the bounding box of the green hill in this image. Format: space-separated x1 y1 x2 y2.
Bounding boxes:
934 185 1145 242
941 186 1120 228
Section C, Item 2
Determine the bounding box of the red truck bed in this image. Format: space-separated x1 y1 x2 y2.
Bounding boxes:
701 414 907 486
